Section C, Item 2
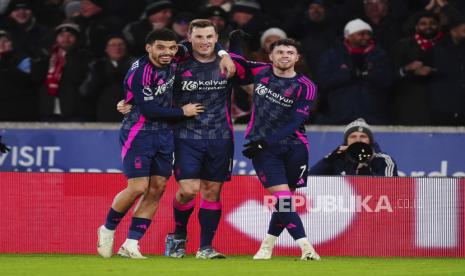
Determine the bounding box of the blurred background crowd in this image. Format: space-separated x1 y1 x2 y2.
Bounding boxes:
0 0 464 126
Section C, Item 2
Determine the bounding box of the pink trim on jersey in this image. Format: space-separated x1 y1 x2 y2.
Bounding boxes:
125 71 136 103
245 104 255 137
273 191 292 198
225 102 234 140
182 70 192 77
200 199 222 210
153 71 158 83
260 77 270 85
251 66 269 76
121 115 146 160
295 131 309 151
233 60 246 80
298 77 316 100
296 85 302 99
173 198 195 211
125 90 134 103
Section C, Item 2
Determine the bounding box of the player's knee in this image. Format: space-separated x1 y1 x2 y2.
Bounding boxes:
147 182 167 200
178 187 199 201
201 189 220 202
128 184 148 197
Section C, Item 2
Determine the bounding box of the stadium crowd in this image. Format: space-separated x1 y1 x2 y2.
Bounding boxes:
0 0 464 126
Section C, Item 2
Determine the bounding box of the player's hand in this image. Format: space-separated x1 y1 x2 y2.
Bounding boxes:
228 29 251 43
219 54 236 79
0 136 10 154
117 100 132 114
242 140 268 159
182 103 204 117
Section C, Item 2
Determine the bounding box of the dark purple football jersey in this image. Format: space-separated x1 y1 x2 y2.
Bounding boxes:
244 62 317 145
121 55 178 131
173 56 249 139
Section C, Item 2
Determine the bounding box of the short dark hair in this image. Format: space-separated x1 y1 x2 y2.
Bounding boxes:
188 19 218 34
414 11 439 25
269 38 302 54
145 28 178 45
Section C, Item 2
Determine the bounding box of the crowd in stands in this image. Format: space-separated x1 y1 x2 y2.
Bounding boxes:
0 0 464 126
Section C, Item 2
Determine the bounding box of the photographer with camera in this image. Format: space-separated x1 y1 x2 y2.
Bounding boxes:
309 118 398 176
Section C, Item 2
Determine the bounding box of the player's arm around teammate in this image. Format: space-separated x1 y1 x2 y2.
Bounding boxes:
97 29 203 259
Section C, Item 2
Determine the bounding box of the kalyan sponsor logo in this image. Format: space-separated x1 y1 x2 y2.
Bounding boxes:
255 83 294 107
181 80 228 91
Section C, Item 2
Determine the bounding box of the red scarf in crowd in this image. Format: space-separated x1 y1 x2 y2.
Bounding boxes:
344 39 376 55
414 32 444 51
45 45 66 96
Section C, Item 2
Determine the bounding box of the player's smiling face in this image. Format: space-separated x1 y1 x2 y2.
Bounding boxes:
146 40 178 67
188 26 218 57
269 45 299 71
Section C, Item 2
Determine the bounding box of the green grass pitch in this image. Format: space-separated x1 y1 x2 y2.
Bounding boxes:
1 255 465 276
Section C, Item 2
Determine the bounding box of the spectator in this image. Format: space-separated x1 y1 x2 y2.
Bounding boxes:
289 0 338 74
64 0 81 19
73 0 124 57
316 19 392 124
123 0 174 57
360 0 402 52
309 118 398 176
198 0 233 13
0 0 48 56
250 27 286 61
390 11 442 125
427 16 465 126
80 35 135 122
0 29 38 121
31 23 93 121
251 27 311 76
33 0 66 28
202 6 231 46
230 0 277 52
171 12 195 40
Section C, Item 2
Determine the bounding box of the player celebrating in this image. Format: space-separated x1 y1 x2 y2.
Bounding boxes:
97 29 204 259
236 39 320 260
166 19 249 259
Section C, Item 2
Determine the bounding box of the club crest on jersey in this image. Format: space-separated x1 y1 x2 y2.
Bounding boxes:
142 86 154 100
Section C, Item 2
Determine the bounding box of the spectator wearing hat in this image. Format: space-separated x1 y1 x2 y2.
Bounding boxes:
73 0 124 57
316 18 392 124
79 35 135 122
0 0 48 56
309 118 398 176
427 15 465 126
0 29 38 121
230 0 278 51
123 0 174 57
203 0 233 12
251 27 312 76
390 11 442 125
31 22 93 121
202 6 231 46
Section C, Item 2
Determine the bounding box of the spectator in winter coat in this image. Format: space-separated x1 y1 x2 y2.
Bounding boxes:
316 18 392 124
427 16 465 126
31 22 93 121
309 118 398 176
